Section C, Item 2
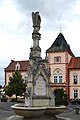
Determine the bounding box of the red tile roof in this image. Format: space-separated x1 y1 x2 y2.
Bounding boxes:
5 60 29 71
69 57 80 69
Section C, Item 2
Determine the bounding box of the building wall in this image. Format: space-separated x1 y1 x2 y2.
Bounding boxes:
50 64 66 83
48 51 71 82
68 52 72 63
5 72 12 85
5 50 79 100
69 69 80 99
48 52 66 64
5 71 27 86
48 51 72 95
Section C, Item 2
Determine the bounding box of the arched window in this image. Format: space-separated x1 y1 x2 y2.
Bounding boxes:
53 74 57 83
73 73 78 84
53 74 62 83
53 69 63 83
59 74 62 83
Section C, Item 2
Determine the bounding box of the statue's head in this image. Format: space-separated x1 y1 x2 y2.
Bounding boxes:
36 11 39 14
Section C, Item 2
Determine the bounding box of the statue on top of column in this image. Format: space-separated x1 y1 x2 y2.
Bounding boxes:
32 12 41 32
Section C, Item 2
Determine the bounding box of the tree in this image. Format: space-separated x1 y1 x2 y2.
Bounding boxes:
5 70 26 100
54 88 69 106
0 85 2 89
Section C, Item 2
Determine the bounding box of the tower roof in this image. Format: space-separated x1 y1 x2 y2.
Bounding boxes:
46 33 74 56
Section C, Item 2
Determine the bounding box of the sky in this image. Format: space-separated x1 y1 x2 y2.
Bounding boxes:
0 0 80 85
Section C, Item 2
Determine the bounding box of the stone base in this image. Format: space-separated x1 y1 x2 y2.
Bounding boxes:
6 115 69 120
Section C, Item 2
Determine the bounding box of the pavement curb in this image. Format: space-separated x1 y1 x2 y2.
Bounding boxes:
58 117 71 120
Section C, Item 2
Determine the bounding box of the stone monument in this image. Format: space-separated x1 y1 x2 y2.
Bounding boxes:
7 12 66 120
25 11 55 107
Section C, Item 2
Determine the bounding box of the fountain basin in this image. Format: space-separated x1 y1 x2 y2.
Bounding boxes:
45 106 66 115
11 104 47 117
11 104 66 118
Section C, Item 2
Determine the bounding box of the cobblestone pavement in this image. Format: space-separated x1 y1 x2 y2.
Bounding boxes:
0 102 15 120
58 104 80 120
0 102 80 120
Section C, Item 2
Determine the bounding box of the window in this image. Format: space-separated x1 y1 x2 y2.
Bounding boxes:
59 74 62 83
74 90 78 98
54 74 57 83
53 74 62 83
15 62 20 70
73 74 78 84
54 57 61 63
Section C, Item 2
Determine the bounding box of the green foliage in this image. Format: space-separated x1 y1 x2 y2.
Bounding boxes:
54 88 69 106
0 85 2 89
5 70 26 100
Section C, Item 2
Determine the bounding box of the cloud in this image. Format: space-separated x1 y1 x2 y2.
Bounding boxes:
0 0 32 62
15 0 76 30
0 0 28 34
0 66 4 85
63 19 80 55
0 0 80 85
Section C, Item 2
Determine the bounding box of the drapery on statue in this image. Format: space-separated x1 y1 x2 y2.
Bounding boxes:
32 12 41 28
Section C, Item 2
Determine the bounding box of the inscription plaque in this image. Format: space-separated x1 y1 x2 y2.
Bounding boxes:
34 75 46 95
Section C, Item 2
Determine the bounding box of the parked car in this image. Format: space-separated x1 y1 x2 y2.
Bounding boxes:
70 99 80 105
0 93 7 102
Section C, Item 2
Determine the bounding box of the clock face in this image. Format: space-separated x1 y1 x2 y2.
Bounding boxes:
34 75 46 95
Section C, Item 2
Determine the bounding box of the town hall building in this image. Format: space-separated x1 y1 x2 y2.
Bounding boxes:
4 32 80 101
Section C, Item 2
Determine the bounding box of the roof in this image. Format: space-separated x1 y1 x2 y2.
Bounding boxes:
46 33 74 56
5 60 29 71
69 57 80 69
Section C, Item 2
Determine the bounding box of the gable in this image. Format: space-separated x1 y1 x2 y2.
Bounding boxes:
34 68 49 83
5 60 29 71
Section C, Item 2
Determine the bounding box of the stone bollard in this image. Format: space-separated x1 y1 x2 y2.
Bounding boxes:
74 107 79 114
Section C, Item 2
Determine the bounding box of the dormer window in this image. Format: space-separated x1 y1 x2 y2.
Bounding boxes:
54 56 61 63
15 62 20 70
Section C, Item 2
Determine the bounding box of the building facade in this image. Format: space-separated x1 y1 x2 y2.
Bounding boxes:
4 60 29 85
4 32 80 100
46 32 80 100
69 57 80 100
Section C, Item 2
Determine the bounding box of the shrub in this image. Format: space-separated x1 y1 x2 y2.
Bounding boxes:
54 88 69 106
